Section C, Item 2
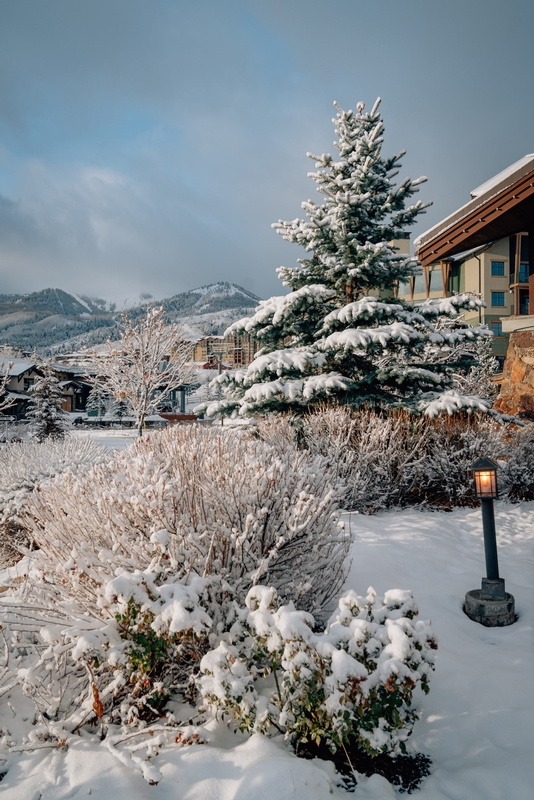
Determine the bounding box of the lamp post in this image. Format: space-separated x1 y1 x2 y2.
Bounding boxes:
464 458 516 627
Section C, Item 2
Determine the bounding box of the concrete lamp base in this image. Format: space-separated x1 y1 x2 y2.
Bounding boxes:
464 579 516 627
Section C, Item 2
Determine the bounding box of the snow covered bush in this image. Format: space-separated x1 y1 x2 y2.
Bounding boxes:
20 425 349 616
0 436 109 567
198 584 437 757
0 561 223 729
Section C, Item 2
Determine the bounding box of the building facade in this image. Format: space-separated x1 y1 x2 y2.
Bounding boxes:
412 155 534 373
192 331 259 369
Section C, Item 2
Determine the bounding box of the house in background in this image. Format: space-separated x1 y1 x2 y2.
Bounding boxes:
0 358 41 419
0 358 93 417
412 154 534 375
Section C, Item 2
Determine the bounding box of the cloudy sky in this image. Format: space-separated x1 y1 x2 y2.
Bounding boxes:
1 0 533 302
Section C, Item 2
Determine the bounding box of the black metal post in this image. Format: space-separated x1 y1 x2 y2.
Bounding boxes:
481 498 499 580
179 389 186 414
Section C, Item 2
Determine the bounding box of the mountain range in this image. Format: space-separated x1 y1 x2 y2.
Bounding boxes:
0 283 261 352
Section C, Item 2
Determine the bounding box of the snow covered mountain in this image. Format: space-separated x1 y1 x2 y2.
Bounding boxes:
0 283 261 351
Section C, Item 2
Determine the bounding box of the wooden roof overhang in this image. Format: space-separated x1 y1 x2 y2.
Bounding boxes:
415 156 534 267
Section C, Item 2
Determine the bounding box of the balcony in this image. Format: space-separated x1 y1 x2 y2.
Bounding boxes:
510 270 529 287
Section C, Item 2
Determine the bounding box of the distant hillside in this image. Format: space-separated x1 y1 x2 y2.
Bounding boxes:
0 283 261 351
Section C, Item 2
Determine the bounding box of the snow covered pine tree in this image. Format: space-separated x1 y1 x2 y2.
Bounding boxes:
199 99 491 418
27 361 69 441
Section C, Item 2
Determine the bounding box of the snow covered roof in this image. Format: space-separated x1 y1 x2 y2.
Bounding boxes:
415 154 534 265
0 358 36 377
470 154 534 199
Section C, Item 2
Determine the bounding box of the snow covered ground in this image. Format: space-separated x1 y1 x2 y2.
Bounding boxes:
70 428 138 450
1 504 533 799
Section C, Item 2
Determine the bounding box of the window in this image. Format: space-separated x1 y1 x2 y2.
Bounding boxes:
413 273 426 295
430 270 443 292
491 261 505 276
519 263 529 283
490 321 503 337
23 378 34 391
491 292 505 307
496 356 505 371
398 280 411 296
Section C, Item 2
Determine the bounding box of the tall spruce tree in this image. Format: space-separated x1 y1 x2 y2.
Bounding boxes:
200 99 489 418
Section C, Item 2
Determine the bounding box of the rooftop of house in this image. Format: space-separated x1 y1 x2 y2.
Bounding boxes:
0 358 36 377
414 154 534 265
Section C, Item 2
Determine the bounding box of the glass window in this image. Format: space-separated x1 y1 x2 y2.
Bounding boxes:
491 292 505 307
490 321 503 337
398 280 411 296
413 273 426 295
430 270 443 292
491 261 505 276
519 263 529 282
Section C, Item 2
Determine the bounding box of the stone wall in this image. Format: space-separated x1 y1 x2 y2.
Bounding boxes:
493 330 534 416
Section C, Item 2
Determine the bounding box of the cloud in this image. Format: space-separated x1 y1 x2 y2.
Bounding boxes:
0 0 533 301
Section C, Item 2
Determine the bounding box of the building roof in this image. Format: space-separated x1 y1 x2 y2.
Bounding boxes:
444 242 497 263
415 155 534 266
0 358 36 378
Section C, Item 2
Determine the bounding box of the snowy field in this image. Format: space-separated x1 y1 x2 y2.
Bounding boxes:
70 428 138 450
1 504 532 799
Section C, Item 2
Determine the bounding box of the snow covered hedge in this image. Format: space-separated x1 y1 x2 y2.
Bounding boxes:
257 408 534 511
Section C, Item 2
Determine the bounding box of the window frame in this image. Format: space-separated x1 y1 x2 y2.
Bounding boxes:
491 291 505 307
491 260 505 277
490 321 503 337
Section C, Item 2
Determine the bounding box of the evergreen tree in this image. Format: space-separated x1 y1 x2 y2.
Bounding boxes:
200 99 489 417
454 331 499 400
110 395 130 421
86 382 108 417
27 362 68 441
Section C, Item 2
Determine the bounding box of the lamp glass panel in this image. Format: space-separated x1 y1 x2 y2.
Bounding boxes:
474 469 498 498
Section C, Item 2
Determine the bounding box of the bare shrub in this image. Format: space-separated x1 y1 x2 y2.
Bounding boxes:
0 436 109 567
407 414 507 508
258 408 520 511
21 425 350 616
500 426 534 502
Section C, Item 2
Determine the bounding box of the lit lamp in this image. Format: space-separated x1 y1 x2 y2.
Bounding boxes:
464 458 516 627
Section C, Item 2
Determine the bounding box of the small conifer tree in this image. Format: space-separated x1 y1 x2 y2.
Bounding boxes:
199 99 489 417
86 383 109 417
27 362 68 441
110 395 130 422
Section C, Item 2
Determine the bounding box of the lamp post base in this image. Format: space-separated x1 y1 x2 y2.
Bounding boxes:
464 588 516 627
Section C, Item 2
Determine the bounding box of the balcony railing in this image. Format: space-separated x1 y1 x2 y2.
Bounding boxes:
510 271 530 285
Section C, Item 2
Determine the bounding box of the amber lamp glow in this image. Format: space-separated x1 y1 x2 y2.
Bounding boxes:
473 458 498 499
